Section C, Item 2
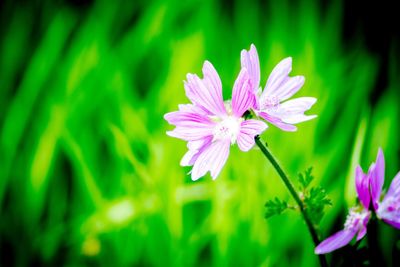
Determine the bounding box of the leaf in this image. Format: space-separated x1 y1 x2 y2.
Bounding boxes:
297 167 314 190
264 197 288 219
303 186 332 225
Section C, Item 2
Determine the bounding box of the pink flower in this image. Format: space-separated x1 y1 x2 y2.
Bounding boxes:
315 148 400 254
241 44 317 131
315 166 371 254
164 61 268 180
370 149 400 229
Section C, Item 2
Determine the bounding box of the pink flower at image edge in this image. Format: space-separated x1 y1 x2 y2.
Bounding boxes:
370 149 400 229
314 166 371 254
315 148 400 254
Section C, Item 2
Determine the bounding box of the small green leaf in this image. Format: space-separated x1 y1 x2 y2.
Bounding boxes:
264 197 288 219
296 167 331 225
297 167 314 190
304 186 332 225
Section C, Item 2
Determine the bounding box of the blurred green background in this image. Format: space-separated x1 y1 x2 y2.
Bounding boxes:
0 0 399 266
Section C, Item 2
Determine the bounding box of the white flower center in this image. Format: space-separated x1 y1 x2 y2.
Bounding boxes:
377 196 400 221
212 116 242 144
344 207 370 231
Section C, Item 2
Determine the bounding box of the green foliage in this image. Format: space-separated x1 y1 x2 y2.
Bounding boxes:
264 168 331 226
264 197 288 219
304 186 332 225
297 168 332 226
298 167 314 190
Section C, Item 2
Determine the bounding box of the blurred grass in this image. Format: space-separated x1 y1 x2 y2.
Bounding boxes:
0 0 399 266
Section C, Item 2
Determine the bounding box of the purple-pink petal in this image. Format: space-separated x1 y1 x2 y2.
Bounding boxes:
237 119 268 151
240 44 260 93
231 68 254 117
383 219 400 229
386 171 400 198
164 110 215 141
355 165 370 210
167 126 213 141
181 149 199 167
356 225 367 241
190 140 231 181
262 75 305 103
180 138 212 166
356 214 370 241
258 111 297 132
266 97 317 125
164 111 212 126
178 103 209 115
263 57 293 97
315 229 357 254
370 148 385 210
184 61 226 116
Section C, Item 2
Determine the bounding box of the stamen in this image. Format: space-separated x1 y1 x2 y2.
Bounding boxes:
344 207 370 231
261 95 280 112
212 116 242 144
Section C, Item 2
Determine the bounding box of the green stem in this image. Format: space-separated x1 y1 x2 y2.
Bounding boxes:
255 136 328 267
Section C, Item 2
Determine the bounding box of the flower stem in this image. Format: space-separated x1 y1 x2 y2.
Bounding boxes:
255 136 328 267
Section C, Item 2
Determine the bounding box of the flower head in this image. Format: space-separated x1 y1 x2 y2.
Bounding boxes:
370 148 400 229
241 44 317 131
164 61 267 180
315 166 371 254
316 148 400 254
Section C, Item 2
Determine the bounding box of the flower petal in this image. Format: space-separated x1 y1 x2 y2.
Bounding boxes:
231 68 254 117
314 229 357 254
262 57 305 102
178 104 208 115
164 111 214 141
258 111 297 132
271 75 305 102
237 119 268 151
377 182 400 226
263 57 293 96
355 165 370 210
241 44 260 93
164 111 212 126
370 148 385 210
181 149 199 166
386 171 400 198
184 61 226 116
267 97 317 124
356 213 370 241
191 140 231 181
356 226 367 241
180 138 212 166
167 127 213 141
383 219 400 229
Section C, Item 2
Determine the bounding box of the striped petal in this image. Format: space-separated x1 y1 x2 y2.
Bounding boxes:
241 44 260 93
184 61 226 116
258 111 297 132
231 68 254 117
237 119 268 151
191 140 231 180
262 57 305 102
